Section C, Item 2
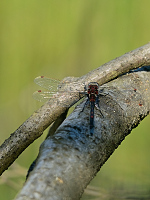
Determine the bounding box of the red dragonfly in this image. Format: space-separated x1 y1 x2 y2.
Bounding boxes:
33 76 102 135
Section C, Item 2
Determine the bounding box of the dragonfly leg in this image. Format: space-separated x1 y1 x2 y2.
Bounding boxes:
99 88 109 97
81 97 89 112
95 96 104 117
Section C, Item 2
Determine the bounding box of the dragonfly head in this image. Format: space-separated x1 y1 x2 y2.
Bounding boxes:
88 82 99 95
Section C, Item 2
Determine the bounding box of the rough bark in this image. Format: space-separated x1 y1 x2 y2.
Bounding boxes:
15 66 150 200
1 43 150 176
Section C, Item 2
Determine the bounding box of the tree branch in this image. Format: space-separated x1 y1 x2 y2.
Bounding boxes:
15 66 150 200
0 43 150 176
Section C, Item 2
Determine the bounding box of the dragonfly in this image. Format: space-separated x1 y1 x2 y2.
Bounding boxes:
83 82 103 135
33 76 103 135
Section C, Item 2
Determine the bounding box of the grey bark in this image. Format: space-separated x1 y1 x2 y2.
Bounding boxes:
1 43 150 176
15 66 150 200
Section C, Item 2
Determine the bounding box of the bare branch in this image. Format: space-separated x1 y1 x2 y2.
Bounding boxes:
0 43 150 176
15 66 150 200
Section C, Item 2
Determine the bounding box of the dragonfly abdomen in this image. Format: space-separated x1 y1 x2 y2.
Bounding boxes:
90 101 95 135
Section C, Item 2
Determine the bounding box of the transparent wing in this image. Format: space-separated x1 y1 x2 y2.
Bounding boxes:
33 76 86 104
34 76 61 91
33 89 86 108
33 90 57 102
34 76 86 93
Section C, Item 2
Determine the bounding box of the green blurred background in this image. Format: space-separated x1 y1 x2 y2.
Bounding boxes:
0 0 150 199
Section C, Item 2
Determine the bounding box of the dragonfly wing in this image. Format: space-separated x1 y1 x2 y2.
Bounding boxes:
33 90 57 102
34 76 86 93
34 76 60 91
33 89 85 108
